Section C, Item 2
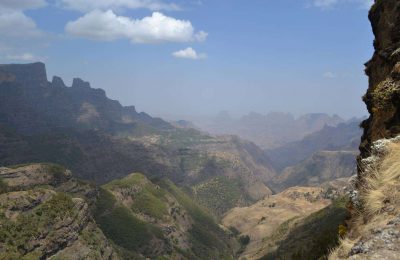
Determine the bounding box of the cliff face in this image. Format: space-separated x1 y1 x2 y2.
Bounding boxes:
0 164 118 259
0 62 172 135
359 0 400 169
329 1 400 258
0 63 47 88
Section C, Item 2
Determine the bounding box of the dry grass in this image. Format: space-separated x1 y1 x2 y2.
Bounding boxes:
362 142 400 218
329 238 357 259
222 186 331 259
329 142 400 259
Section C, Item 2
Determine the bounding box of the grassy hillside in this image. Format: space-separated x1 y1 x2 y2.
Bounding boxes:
94 188 164 256
222 186 338 259
261 197 349 260
94 173 235 259
192 176 251 217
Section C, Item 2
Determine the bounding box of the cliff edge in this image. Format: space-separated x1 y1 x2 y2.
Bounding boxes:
359 0 400 171
331 1 400 258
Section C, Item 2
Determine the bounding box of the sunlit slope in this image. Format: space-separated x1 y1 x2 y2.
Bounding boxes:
95 173 236 259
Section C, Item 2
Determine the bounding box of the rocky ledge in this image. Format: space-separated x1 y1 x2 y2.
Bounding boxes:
0 163 118 259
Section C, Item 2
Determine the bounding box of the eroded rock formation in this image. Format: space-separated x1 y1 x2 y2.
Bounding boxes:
359 0 400 171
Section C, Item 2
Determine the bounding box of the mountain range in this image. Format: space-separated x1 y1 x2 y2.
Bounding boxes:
186 111 348 149
0 62 366 259
0 62 276 217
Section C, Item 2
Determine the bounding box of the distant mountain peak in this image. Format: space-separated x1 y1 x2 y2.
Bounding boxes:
51 76 66 88
72 78 91 89
0 62 47 88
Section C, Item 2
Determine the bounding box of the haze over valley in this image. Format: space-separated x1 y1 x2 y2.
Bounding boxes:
2 0 400 259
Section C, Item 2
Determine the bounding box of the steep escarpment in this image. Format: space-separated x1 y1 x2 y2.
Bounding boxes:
0 164 117 259
331 1 400 259
359 0 400 168
0 62 172 135
0 62 275 216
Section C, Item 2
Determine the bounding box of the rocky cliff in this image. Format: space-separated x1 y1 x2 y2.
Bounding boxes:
330 1 400 259
0 164 118 259
359 0 400 171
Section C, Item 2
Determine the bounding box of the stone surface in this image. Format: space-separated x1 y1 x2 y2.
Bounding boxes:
359 0 400 176
0 164 118 259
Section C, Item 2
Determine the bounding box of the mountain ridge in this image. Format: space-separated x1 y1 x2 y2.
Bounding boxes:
0 62 275 217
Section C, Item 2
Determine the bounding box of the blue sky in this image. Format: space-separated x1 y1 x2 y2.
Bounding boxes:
0 0 374 119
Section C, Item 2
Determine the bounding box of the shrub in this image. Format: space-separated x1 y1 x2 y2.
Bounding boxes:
0 178 8 194
338 224 347 238
239 235 250 246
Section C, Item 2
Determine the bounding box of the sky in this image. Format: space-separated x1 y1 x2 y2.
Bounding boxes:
0 0 375 119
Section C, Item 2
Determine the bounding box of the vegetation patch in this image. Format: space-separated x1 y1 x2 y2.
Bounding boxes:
103 173 146 189
192 176 244 217
159 180 233 259
0 178 8 194
0 192 77 258
104 173 169 220
94 188 164 253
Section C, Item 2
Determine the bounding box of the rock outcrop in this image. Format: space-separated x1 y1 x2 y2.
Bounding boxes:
0 62 47 88
359 0 400 173
330 1 400 259
0 164 118 259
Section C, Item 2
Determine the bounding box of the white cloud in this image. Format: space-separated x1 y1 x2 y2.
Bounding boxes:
323 71 336 78
0 0 45 38
59 0 180 12
6 53 46 62
194 30 208 42
0 11 43 37
66 10 207 43
312 0 338 8
0 0 46 11
172 47 205 60
310 0 374 9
